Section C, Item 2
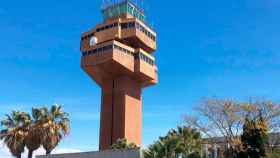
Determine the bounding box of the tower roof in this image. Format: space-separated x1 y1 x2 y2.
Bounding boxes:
101 0 145 22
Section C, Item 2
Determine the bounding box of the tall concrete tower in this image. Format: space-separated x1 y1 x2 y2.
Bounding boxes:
80 0 157 150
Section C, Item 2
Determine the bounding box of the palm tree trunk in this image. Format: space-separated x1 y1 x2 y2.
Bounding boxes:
46 150 51 155
28 150 33 158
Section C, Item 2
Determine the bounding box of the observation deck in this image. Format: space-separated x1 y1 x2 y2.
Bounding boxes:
81 18 156 53
81 40 157 87
101 0 145 22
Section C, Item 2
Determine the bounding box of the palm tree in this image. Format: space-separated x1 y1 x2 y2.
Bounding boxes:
23 105 70 158
175 127 202 158
0 111 31 158
24 107 46 158
1 104 70 158
40 105 70 155
144 132 180 158
144 141 166 158
144 126 203 158
160 132 181 158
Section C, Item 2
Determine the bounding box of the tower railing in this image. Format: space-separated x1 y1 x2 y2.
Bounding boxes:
82 43 155 66
101 0 145 22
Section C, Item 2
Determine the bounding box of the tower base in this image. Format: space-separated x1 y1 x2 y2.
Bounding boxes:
99 76 142 150
36 150 142 158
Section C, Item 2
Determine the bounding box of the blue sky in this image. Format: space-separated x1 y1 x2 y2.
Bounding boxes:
1 0 280 156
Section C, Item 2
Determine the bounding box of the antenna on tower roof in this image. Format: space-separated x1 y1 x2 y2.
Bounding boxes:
101 0 108 10
117 0 121 16
140 0 144 10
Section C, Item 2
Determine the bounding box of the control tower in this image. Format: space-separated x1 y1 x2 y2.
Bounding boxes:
80 0 158 150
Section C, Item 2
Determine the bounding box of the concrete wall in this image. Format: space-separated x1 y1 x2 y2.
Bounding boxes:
36 150 142 158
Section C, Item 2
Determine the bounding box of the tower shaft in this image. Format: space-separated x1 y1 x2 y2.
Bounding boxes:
100 76 142 150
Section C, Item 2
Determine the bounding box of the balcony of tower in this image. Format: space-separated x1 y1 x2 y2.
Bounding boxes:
80 40 157 87
81 40 135 86
80 17 156 54
134 48 158 87
119 18 157 53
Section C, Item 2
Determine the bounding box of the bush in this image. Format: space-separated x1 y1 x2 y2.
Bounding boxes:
266 151 280 158
188 152 201 158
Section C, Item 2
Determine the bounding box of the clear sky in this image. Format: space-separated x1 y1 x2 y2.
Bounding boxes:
1 0 280 157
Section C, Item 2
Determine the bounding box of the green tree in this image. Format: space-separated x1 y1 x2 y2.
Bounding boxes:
158 131 181 158
240 113 268 158
0 111 31 158
24 105 70 157
39 105 70 155
175 127 202 157
24 107 45 158
144 126 202 158
184 98 280 156
110 138 140 150
1 104 70 158
144 141 167 158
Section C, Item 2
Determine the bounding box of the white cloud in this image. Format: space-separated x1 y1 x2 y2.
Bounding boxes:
0 142 83 158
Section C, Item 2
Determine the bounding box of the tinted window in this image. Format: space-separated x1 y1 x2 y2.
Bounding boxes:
128 22 135 28
121 23 128 29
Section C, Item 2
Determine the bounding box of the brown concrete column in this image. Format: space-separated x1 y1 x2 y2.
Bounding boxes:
99 76 142 150
99 80 113 150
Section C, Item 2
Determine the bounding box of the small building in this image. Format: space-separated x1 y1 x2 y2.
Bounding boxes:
202 133 280 158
